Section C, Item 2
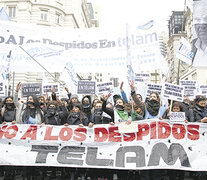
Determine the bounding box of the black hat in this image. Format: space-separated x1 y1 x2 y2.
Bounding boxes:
113 94 121 103
73 103 82 111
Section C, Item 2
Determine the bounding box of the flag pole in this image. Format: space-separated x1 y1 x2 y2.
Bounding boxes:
19 46 65 86
176 0 186 85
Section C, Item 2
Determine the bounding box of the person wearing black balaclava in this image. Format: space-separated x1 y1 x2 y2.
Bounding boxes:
89 100 113 126
193 95 207 123
1 96 16 124
81 95 92 120
64 103 88 126
44 101 67 125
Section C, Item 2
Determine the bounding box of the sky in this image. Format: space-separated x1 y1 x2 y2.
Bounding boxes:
90 0 187 33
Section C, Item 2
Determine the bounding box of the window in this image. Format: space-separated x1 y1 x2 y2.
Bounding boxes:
40 10 48 21
55 13 61 24
8 7 16 18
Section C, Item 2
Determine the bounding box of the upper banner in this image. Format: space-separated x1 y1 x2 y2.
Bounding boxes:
1 120 207 171
0 21 161 73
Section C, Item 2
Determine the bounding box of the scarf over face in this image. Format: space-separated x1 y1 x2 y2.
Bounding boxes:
146 99 160 116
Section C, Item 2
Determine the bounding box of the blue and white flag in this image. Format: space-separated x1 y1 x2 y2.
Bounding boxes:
0 7 11 21
137 20 154 30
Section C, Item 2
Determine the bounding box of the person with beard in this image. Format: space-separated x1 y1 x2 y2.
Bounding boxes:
38 95 47 114
81 95 92 120
14 82 44 125
1 96 16 124
193 95 207 123
64 103 88 126
44 101 67 125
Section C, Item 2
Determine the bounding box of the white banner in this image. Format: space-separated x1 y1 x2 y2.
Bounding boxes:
1 120 207 171
162 83 184 102
0 21 161 73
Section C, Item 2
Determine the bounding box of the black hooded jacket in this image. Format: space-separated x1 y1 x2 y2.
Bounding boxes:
81 95 92 120
193 105 207 122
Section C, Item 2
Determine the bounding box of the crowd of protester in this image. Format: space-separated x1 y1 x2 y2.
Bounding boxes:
0 81 207 180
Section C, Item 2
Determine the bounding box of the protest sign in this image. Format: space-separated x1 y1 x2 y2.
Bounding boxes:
0 120 207 171
134 73 150 84
162 83 184 102
199 85 207 97
176 37 194 65
146 83 162 97
170 112 186 123
180 80 198 98
22 83 42 98
42 84 59 95
77 81 96 94
118 121 138 133
96 82 114 95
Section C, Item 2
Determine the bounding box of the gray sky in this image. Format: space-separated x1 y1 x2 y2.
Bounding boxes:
90 0 186 32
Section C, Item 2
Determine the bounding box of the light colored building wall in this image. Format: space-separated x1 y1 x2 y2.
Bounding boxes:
0 0 98 97
0 0 94 28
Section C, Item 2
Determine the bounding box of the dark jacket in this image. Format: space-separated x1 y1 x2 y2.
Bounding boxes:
101 99 114 121
66 112 88 126
182 102 194 122
81 95 92 120
90 110 113 124
44 106 68 125
1 108 16 122
193 105 207 122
